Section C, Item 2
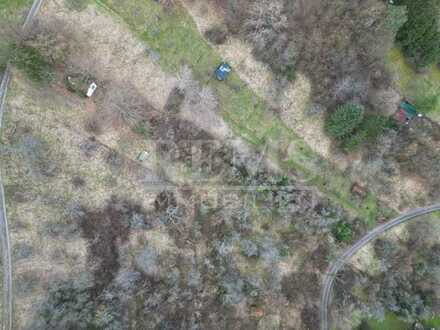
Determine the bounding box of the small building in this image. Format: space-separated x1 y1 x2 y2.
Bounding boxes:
215 62 231 81
351 182 366 199
394 101 422 124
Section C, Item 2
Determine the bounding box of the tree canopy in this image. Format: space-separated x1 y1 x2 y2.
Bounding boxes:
325 103 364 138
396 0 440 68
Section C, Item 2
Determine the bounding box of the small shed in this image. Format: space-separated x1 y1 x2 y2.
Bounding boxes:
351 182 366 199
137 151 149 162
394 101 422 124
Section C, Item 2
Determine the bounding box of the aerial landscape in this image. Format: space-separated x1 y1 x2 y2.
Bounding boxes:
0 0 439 329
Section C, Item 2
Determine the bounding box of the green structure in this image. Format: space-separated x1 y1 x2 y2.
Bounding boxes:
400 101 418 119
395 101 421 124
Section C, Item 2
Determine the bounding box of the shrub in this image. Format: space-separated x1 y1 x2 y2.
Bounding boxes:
325 104 364 138
11 44 54 83
205 26 228 45
340 114 392 151
332 221 353 243
340 129 368 152
396 0 440 68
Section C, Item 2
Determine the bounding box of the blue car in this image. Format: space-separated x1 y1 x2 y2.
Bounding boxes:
215 62 231 81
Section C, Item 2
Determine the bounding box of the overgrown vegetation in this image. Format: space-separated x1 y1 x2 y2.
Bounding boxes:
332 221 353 243
8 0 440 328
10 44 54 83
97 0 383 223
325 104 392 152
224 0 394 105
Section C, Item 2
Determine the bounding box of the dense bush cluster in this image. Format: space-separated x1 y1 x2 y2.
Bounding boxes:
325 104 365 138
11 44 54 83
204 26 228 45
332 221 353 243
385 4 407 33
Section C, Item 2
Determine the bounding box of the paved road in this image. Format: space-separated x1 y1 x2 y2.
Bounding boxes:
320 203 440 330
0 65 12 330
0 1 44 329
23 0 45 29
0 66 11 130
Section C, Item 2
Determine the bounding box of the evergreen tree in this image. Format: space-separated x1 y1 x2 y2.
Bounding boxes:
396 0 440 68
325 103 364 138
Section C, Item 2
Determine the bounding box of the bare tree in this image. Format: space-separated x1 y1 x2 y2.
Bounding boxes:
97 82 153 128
197 86 218 113
177 65 198 94
243 0 288 51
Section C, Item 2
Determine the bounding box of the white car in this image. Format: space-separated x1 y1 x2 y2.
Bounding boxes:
86 82 97 97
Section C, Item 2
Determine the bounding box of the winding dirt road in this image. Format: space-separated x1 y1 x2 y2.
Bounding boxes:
320 203 440 330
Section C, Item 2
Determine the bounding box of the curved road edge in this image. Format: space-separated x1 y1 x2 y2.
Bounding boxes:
0 1 45 329
0 66 12 330
320 203 440 330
